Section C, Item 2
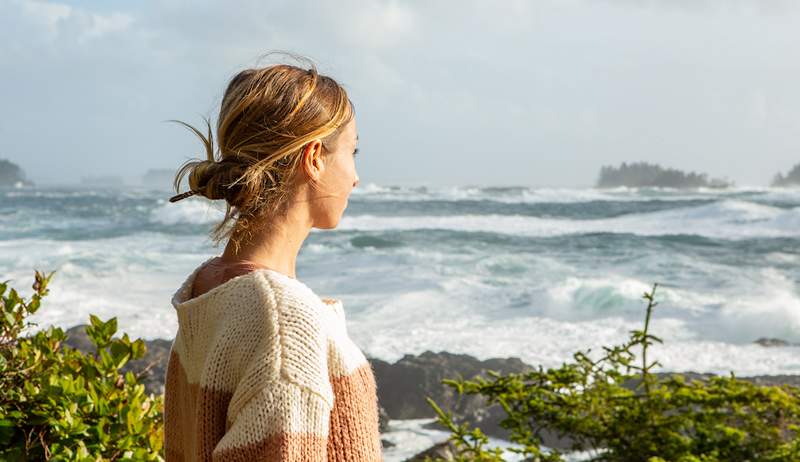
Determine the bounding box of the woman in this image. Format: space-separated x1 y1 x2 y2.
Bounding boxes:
164 55 382 461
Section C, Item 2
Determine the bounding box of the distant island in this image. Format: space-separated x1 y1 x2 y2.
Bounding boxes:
140 168 176 190
771 163 800 187
596 161 733 189
0 158 34 188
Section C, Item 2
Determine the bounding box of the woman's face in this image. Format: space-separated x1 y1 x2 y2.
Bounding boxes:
308 118 360 229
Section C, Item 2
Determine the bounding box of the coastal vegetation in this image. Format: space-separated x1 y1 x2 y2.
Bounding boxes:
3 272 799 460
424 284 800 461
0 271 163 461
596 162 733 189
0 159 34 188
772 163 800 187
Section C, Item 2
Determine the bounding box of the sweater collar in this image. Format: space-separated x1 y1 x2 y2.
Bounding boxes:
171 256 343 314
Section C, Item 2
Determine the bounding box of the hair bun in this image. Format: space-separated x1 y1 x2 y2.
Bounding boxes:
187 158 249 204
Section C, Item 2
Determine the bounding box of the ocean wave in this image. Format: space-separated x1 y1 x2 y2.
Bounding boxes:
337 200 800 239
715 268 800 343
148 198 224 225
348 291 800 376
144 192 800 240
7 230 798 377
349 183 800 205
2 187 160 200
540 272 800 344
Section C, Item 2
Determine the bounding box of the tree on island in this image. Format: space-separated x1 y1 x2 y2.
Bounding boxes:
0 158 34 187
772 162 800 187
596 161 733 189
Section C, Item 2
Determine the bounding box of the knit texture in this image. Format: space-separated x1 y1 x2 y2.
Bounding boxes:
164 256 383 461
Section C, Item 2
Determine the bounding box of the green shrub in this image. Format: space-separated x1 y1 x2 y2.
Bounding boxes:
425 283 800 462
0 270 164 461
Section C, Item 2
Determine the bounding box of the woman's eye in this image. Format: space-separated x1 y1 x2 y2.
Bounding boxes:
353 148 359 157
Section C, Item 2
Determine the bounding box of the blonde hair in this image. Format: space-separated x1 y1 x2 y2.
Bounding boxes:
171 53 354 253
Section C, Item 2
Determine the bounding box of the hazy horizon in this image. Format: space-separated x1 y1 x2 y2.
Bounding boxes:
2 0 799 188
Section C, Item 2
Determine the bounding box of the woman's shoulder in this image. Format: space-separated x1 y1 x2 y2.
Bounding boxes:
222 270 335 414
251 271 332 373
251 269 344 322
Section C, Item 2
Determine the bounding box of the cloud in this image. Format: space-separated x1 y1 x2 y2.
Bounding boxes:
2 0 800 187
82 11 134 40
19 0 71 33
14 0 134 44
342 1 417 49
597 0 799 15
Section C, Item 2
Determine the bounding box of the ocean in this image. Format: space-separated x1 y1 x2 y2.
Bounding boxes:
2 183 799 377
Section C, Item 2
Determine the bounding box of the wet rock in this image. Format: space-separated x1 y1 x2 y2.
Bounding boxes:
402 440 459 462
368 350 535 421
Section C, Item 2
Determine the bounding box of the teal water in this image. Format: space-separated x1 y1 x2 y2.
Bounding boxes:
2 184 799 375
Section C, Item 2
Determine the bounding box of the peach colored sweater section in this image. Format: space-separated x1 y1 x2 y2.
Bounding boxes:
164 256 383 461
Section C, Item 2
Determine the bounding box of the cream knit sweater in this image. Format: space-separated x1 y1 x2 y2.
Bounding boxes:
164 257 383 461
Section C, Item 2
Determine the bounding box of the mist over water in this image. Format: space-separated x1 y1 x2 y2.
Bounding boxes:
2 183 799 376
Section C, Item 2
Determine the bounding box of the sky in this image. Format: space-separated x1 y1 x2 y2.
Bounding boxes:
1 0 799 188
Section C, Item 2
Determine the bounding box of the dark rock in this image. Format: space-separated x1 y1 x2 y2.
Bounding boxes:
378 404 391 433
369 350 548 445
754 337 797 347
381 438 395 449
402 440 458 462
368 350 535 421
62 324 97 353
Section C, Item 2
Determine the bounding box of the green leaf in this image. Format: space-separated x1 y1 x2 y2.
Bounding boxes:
110 341 132 369
89 314 103 330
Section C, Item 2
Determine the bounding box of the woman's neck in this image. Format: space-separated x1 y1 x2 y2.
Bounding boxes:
220 208 313 279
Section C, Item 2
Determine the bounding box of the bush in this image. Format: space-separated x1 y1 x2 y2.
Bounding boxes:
425 283 800 462
0 270 164 461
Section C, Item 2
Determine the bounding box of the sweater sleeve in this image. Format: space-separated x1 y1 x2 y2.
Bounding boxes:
211 379 332 461
210 274 335 461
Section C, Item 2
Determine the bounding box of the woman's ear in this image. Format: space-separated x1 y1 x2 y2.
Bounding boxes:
301 139 325 182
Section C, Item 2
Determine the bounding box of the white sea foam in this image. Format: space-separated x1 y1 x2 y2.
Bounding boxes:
349 308 800 377
715 269 800 343
149 198 224 225
381 418 535 462
5 232 799 376
349 183 800 205
4 185 799 378
349 184 644 203
337 200 800 239
143 184 800 239
3 233 215 340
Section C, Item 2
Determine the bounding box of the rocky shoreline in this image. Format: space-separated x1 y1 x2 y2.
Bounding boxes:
62 325 800 461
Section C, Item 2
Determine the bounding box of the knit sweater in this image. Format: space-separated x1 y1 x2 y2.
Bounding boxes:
164 256 384 461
